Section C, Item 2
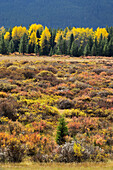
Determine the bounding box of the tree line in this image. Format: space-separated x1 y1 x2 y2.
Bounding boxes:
0 24 113 57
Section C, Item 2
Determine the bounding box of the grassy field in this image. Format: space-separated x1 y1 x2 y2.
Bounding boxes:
0 161 113 170
0 55 113 169
0 55 113 63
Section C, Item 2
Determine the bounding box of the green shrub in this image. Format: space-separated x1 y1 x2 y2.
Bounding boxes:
56 116 68 145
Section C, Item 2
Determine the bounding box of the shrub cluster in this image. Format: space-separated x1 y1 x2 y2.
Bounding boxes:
0 58 112 162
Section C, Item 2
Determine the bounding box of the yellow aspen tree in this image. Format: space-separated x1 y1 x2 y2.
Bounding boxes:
67 27 95 46
4 32 10 40
28 24 43 36
29 31 37 45
12 26 27 40
95 27 109 41
39 27 51 55
55 30 64 43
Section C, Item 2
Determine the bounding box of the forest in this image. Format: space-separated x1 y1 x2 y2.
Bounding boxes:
0 24 113 57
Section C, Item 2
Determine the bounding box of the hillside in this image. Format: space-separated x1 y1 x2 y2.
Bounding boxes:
0 0 113 29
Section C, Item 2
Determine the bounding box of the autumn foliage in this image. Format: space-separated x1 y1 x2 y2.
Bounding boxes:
0 56 112 162
1 24 113 56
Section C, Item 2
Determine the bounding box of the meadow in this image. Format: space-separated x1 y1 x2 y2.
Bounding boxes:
0 161 113 170
0 55 113 167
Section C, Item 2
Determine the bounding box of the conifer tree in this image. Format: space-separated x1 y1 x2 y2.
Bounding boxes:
91 44 97 56
0 34 7 54
70 41 78 57
62 39 67 55
51 28 57 48
103 39 109 56
49 47 53 56
8 39 15 53
41 36 49 55
97 34 104 56
56 116 68 145
27 43 30 54
36 30 40 39
19 33 28 54
107 38 113 56
84 43 90 56
57 35 63 54
103 44 109 56
8 27 12 41
94 37 98 48
34 44 38 55
67 33 74 55
87 36 93 53
56 46 61 55
36 30 40 50
78 45 83 57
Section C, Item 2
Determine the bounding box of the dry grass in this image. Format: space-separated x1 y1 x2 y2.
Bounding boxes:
0 55 113 63
0 161 113 170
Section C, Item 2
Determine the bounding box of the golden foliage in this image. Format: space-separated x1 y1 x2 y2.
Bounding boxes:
12 26 27 40
39 26 51 50
28 23 43 35
55 30 64 43
29 31 37 45
4 32 10 40
95 27 109 41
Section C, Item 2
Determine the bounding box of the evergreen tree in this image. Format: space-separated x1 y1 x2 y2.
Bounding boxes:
5 39 9 55
103 44 109 56
51 28 57 48
70 41 78 57
57 35 63 54
93 37 98 55
19 33 28 54
97 34 105 56
87 36 93 52
91 44 97 56
94 37 98 48
38 48 42 56
8 27 12 41
52 46 56 55
84 43 90 56
67 33 74 55
0 34 8 54
27 43 35 54
78 45 83 57
103 39 109 56
34 44 38 55
107 38 113 56
36 30 41 39
49 47 53 56
56 116 68 145
62 39 67 55
13 40 20 52
56 46 61 55
8 39 15 53
36 30 41 50
27 43 31 54
41 36 49 55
